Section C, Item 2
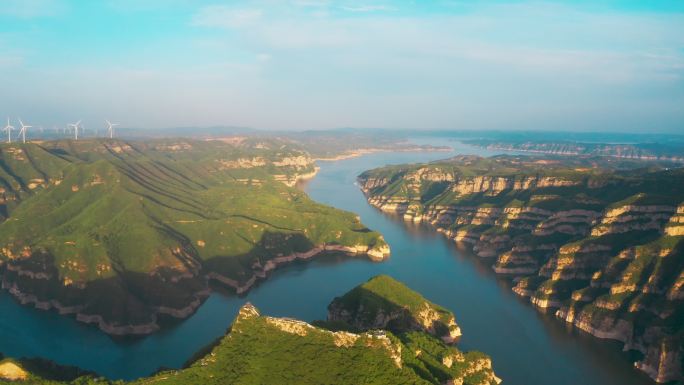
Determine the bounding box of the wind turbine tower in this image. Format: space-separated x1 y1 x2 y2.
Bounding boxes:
3 118 14 143
106 120 119 139
68 120 82 140
18 119 31 143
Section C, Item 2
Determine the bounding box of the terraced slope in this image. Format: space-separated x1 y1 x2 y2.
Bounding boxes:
0 138 389 335
358 155 684 383
0 276 500 385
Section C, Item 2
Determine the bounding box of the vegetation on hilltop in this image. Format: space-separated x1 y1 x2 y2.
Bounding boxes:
0 138 387 334
328 275 461 341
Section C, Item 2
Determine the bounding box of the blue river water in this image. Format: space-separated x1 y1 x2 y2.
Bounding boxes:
0 140 655 384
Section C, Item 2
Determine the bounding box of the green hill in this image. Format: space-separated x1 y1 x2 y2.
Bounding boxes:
327 275 462 343
0 138 388 334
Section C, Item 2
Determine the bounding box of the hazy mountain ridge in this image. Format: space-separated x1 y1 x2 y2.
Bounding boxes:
464 139 684 163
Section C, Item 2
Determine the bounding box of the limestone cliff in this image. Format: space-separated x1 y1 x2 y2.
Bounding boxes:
358 155 684 383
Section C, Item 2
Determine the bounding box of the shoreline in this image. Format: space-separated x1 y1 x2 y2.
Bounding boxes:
1 241 390 337
313 145 452 162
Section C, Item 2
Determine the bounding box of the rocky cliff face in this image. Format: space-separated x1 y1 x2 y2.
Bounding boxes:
358 156 684 383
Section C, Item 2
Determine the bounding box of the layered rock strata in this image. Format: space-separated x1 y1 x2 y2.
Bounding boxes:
358 155 684 382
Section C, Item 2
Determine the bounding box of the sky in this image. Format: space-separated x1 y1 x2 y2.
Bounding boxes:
0 0 683 132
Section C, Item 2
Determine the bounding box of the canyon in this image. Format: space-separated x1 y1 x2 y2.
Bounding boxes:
358 155 684 383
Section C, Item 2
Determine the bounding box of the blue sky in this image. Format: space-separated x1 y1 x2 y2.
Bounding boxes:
1 0 683 131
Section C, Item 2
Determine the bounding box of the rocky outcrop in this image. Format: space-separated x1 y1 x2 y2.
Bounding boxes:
0 361 28 381
634 336 683 384
445 355 503 385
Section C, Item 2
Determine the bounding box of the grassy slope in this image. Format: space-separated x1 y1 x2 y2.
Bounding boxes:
0 139 386 328
330 275 455 327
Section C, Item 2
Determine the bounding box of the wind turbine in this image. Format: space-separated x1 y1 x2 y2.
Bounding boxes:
68 120 82 140
18 119 31 143
3 117 14 143
106 120 119 139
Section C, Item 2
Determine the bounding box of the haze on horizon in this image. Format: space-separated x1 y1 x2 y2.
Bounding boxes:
1 0 683 133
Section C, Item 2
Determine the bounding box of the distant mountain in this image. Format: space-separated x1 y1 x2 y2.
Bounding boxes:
465 139 684 163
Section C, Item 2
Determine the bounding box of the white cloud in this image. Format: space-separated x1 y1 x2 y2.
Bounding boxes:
0 0 66 18
256 53 272 62
191 6 263 29
292 0 330 7
189 2 684 83
340 5 393 12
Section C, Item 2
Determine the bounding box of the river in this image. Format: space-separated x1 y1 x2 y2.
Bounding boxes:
0 140 654 384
